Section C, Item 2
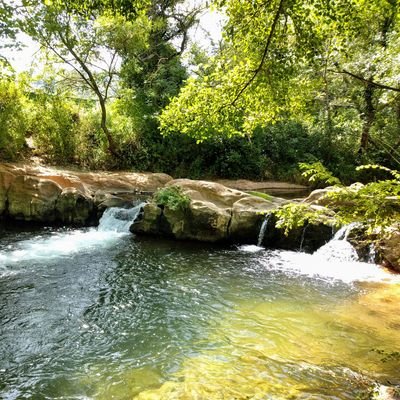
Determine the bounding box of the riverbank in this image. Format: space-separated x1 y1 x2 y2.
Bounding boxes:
1 162 399 272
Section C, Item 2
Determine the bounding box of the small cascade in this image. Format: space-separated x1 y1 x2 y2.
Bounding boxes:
313 223 359 262
367 243 377 264
0 204 145 269
257 214 270 247
299 224 309 252
332 222 361 241
98 203 144 233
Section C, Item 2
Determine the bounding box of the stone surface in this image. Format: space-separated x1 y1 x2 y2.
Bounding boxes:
133 180 242 242
8 175 62 222
377 230 400 272
0 162 172 225
131 203 162 236
229 196 280 242
132 179 333 248
56 187 94 225
0 168 15 215
215 178 309 197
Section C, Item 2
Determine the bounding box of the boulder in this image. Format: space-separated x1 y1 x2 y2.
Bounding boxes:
229 196 280 243
376 230 400 272
166 179 248 207
161 179 250 242
0 162 172 225
8 175 62 222
260 205 335 253
171 200 231 242
0 169 15 215
131 202 162 236
55 187 94 225
132 179 326 246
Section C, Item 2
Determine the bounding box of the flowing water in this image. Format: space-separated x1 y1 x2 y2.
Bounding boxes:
1 208 400 399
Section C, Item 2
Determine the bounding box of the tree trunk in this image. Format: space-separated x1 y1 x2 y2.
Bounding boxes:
99 96 118 157
359 81 375 154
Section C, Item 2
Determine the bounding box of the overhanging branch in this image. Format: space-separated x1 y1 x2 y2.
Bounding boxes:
230 0 285 106
330 67 400 93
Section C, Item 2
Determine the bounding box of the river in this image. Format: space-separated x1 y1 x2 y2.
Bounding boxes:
0 207 399 399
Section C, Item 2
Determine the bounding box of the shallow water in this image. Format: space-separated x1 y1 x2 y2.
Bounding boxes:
0 217 399 399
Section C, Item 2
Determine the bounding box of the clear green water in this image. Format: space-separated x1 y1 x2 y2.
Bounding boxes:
0 225 399 399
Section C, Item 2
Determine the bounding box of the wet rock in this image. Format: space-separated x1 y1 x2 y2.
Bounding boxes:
229 196 280 243
8 175 62 222
376 230 400 272
262 211 334 253
131 179 333 248
130 202 162 236
132 180 264 242
56 187 94 225
0 168 15 215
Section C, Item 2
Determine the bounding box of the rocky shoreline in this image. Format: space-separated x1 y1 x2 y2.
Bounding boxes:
1 163 399 272
0 163 172 225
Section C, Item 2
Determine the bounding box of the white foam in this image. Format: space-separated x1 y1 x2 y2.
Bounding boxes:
0 204 144 270
263 249 399 284
238 245 265 253
98 205 143 233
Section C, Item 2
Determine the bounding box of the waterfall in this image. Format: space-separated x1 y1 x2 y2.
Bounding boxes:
98 203 144 233
0 204 144 270
257 214 270 247
332 222 361 241
313 223 359 262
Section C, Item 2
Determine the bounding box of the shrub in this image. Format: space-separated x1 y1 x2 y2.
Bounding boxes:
0 78 28 160
153 186 190 211
299 161 342 188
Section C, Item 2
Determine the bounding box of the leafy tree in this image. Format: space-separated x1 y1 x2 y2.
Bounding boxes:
159 0 400 174
0 75 29 159
13 1 151 157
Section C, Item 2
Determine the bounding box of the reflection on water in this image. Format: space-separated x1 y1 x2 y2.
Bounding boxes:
0 225 399 399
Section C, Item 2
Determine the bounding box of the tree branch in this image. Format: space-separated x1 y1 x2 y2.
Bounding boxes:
330 67 400 93
230 0 285 106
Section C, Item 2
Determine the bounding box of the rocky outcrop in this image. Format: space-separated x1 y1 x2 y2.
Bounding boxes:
305 186 400 271
376 230 400 272
0 163 172 225
7 175 62 222
0 166 15 215
229 196 284 242
133 179 255 242
215 179 309 197
132 179 333 250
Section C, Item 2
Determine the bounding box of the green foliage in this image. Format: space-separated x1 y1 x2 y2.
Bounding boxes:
153 186 190 211
30 95 80 164
299 162 342 188
294 162 400 233
271 203 331 236
356 164 400 181
324 175 400 233
0 77 28 160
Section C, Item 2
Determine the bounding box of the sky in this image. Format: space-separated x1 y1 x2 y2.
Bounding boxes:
1 2 224 74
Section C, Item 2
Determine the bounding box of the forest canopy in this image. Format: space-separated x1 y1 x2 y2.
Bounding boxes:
1 0 400 182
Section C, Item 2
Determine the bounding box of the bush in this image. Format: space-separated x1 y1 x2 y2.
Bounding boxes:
0 78 29 160
153 186 190 211
31 95 80 164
